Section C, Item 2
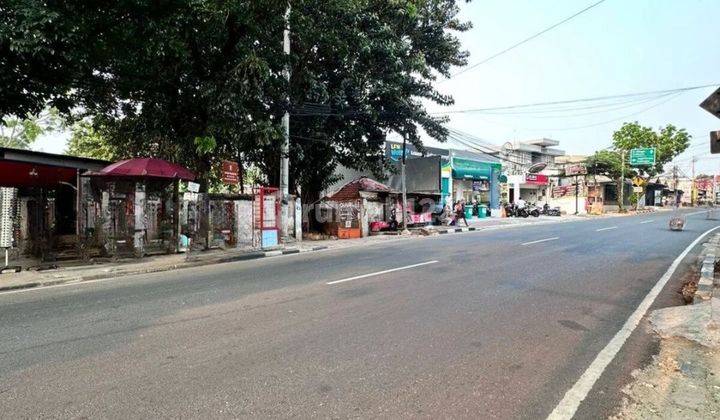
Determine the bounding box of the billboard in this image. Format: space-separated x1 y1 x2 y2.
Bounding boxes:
565 164 587 176
387 156 442 194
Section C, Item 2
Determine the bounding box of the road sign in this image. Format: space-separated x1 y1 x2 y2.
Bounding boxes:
711 130 720 154
700 87 720 119
629 148 656 166
633 186 643 193
221 161 239 185
187 181 200 193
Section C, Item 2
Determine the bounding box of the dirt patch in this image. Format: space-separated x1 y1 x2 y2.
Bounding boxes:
678 266 699 304
610 337 720 419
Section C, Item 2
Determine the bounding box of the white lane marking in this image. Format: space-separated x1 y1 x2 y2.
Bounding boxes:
547 225 720 420
595 226 617 232
521 237 559 246
640 219 655 224
325 260 438 285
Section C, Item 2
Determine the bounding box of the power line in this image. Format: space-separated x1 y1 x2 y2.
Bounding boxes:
431 84 716 116
290 84 718 119
446 0 609 80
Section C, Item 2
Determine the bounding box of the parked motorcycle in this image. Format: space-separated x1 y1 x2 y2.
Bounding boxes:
527 203 540 218
541 203 562 216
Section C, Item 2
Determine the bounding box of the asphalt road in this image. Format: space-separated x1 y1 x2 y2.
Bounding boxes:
0 209 716 418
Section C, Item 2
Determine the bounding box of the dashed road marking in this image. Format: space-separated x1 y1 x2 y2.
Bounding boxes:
325 260 439 285
596 226 618 232
640 219 655 224
521 237 559 246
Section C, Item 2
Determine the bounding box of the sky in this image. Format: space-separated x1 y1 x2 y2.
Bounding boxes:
34 0 720 176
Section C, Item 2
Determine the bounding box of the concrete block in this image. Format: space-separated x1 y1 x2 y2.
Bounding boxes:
701 263 714 279
698 277 714 295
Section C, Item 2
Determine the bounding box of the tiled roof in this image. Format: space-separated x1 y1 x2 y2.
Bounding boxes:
328 177 394 201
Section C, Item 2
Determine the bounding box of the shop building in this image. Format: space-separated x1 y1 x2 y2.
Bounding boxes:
497 138 565 204
0 147 109 261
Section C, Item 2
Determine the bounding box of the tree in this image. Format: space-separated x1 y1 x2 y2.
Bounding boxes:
65 120 116 161
2 1 470 197
0 108 61 149
612 122 691 176
586 149 636 211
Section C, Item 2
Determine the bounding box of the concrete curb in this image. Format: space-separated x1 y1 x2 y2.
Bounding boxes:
0 246 328 293
693 234 719 304
438 227 477 234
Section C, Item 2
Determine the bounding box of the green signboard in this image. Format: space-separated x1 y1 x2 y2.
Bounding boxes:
629 148 656 166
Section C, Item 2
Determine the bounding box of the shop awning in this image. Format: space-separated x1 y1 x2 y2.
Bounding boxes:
451 158 497 180
0 160 78 188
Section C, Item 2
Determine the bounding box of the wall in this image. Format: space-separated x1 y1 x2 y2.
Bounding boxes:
365 200 385 223
235 199 253 246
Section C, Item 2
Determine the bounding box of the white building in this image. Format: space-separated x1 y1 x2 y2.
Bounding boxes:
498 138 566 204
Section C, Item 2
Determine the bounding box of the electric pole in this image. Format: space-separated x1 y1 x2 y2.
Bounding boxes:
691 156 696 206
620 149 625 212
673 165 679 207
280 4 290 237
401 136 409 234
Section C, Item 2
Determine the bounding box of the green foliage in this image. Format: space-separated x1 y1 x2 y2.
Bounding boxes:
612 122 691 176
0 108 61 149
1 0 470 197
65 120 116 161
194 136 217 156
586 149 636 211
586 150 632 180
629 192 639 207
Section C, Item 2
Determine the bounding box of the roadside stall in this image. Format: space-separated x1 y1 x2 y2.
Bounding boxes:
85 158 195 257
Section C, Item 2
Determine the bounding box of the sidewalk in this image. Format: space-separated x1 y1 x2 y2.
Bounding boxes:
612 233 720 419
0 243 326 292
0 207 676 293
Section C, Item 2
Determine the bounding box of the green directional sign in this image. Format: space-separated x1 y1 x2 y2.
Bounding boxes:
629 148 656 166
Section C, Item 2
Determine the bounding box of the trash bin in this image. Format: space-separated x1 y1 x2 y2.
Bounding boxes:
464 204 474 219
478 205 487 218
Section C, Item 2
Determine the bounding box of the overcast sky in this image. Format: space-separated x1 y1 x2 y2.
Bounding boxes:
34 0 720 176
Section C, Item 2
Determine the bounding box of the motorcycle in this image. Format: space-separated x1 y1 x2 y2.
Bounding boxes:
526 203 540 217
541 203 561 216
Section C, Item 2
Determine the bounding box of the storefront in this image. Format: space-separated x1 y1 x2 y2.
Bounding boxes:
449 149 501 210
507 173 550 204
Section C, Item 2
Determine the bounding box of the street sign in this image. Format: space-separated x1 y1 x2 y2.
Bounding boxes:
700 87 720 119
221 161 239 185
633 186 643 193
711 130 720 154
565 164 587 176
629 148 656 166
187 181 200 193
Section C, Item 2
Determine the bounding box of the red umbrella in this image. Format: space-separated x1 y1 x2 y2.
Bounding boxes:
99 158 196 181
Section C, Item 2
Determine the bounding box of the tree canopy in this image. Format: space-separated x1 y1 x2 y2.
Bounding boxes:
0 108 61 149
2 0 471 197
612 121 691 176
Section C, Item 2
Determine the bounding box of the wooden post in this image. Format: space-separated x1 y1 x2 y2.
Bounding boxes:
173 178 180 253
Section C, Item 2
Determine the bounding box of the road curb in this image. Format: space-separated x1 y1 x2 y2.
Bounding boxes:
438 227 477 234
0 245 329 294
693 233 720 304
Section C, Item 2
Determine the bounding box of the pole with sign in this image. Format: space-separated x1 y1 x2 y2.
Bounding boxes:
629 148 656 166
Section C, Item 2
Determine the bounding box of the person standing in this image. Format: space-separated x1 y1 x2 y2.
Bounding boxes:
455 200 468 227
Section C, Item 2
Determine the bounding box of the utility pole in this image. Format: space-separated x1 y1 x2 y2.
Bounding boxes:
620 149 625 212
673 165 679 207
691 156 696 206
401 136 409 234
279 4 290 237
574 175 579 215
